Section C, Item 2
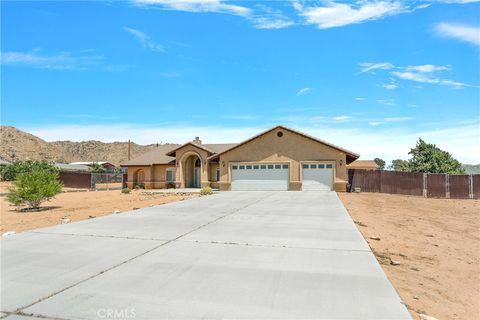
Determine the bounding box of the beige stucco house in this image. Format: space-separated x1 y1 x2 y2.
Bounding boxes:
121 125 359 191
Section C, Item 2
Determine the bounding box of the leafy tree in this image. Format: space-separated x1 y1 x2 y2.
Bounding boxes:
89 162 107 173
389 159 408 171
0 160 58 181
7 170 63 209
403 138 465 174
374 158 386 170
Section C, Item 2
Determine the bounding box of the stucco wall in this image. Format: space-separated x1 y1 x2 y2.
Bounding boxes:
218 128 348 191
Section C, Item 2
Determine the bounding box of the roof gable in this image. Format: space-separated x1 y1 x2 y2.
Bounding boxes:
209 125 359 163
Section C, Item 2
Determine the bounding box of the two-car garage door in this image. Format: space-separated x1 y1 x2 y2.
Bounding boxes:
231 162 334 191
231 163 289 191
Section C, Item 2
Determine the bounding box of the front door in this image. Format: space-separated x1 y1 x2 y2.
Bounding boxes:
194 167 201 188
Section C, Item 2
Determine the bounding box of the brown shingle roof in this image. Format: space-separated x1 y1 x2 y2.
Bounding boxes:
121 144 180 166
346 160 379 169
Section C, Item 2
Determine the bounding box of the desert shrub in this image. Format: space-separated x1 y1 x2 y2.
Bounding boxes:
0 160 58 181
134 183 145 189
89 162 107 173
7 170 63 209
166 182 176 189
200 186 213 195
121 187 131 194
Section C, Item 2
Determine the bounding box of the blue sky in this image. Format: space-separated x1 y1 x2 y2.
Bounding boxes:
1 0 479 163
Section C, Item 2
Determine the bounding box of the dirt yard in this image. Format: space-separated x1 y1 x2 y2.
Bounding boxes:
338 192 480 320
1 182 198 233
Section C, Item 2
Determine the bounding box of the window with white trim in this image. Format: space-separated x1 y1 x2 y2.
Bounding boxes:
166 167 176 182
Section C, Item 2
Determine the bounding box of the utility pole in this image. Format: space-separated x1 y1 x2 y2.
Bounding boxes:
128 139 131 160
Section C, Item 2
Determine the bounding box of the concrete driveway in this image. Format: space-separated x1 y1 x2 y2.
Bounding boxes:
1 191 411 319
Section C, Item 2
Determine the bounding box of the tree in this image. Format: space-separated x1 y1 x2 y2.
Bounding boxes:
0 160 58 181
404 138 465 174
374 158 385 170
89 162 107 173
389 159 408 171
7 170 63 209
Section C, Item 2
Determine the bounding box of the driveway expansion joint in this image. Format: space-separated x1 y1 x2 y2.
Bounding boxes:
11 193 274 315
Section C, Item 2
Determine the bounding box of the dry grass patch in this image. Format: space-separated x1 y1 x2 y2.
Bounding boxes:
338 192 480 320
1 182 198 233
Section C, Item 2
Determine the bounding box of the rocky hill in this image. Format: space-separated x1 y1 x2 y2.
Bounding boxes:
0 126 159 166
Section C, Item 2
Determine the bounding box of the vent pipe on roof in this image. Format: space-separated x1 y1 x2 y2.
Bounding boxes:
193 137 202 145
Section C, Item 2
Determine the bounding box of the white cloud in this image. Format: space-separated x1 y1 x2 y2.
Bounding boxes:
383 83 398 90
355 97 366 101
332 115 352 122
297 87 313 95
123 27 164 52
253 17 294 29
406 64 450 72
359 61 473 89
384 116 412 122
0 50 104 70
391 70 469 88
24 121 480 164
132 0 251 16
294 1 405 29
435 22 480 47
359 62 395 73
376 99 395 106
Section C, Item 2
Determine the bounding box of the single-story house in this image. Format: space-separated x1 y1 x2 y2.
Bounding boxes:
55 163 91 172
69 161 116 171
121 125 359 191
346 160 380 171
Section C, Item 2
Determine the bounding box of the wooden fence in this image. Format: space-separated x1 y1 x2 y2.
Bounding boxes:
58 172 128 190
348 169 479 199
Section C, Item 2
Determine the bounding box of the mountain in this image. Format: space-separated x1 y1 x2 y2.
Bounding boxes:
462 164 480 174
0 126 160 166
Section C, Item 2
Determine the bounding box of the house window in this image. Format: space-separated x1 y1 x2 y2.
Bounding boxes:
232 165 238 170
275 164 281 169
253 165 259 169
267 164 274 169
260 165 267 169
302 164 309 169
246 165 252 169
282 164 288 169
239 165 245 170
216 168 220 181
310 164 317 169
326 164 333 168
318 164 325 169
166 168 176 182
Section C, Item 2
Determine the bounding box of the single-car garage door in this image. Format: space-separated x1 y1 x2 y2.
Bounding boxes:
302 163 334 191
231 163 289 191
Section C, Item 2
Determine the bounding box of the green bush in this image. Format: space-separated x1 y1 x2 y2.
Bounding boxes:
7 170 63 209
121 187 131 194
134 183 145 189
0 160 59 181
200 186 213 195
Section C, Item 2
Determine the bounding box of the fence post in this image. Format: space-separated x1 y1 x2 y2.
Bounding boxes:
423 173 427 197
470 174 473 199
445 174 449 198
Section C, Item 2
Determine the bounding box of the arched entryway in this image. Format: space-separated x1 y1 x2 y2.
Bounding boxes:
135 169 145 187
183 154 201 188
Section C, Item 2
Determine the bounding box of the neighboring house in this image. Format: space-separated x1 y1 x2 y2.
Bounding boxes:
69 161 116 171
346 160 379 171
55 163 91 172
121 125 359 191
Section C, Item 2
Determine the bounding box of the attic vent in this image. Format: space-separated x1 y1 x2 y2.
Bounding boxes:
277 131 283 138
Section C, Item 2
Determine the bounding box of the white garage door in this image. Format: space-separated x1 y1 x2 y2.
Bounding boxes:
231 163 289 191
302 163 334 191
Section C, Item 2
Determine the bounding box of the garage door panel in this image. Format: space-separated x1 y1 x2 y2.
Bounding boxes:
232 164 289 191
302 164 333 191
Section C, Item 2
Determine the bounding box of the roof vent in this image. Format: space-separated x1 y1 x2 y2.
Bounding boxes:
193 137 202 145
